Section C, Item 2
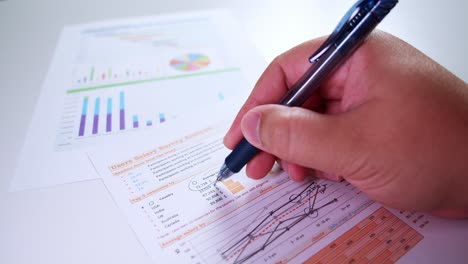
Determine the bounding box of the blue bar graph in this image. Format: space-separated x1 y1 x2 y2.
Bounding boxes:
76 91 177 137
78 97 89 136
218 92 224 101
133 115 139 128
119 91 125 130
92 98 100 134
106 98 112 132
159 113 166 123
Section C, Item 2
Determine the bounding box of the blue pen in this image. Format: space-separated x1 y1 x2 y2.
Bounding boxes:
216 0 398 183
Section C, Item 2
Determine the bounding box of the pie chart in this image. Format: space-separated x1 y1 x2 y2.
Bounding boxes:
169 53 210 71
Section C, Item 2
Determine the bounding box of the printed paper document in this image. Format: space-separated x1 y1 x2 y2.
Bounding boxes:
90 120 468 263
12 10 264 190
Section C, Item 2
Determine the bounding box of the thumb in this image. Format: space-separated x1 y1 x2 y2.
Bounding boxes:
240 104 364 175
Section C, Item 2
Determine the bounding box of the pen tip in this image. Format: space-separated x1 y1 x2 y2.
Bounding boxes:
215 163 234 184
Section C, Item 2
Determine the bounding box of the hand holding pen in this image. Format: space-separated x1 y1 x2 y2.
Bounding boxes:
221 0 468 217
217 0 398 182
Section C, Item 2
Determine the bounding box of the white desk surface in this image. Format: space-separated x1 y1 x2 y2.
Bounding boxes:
1 0 467 263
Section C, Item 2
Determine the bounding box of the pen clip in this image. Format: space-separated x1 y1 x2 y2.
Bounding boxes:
309 0 378 63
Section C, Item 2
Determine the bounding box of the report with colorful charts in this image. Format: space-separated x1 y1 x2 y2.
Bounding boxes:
11 10 265 191
89 118 468 264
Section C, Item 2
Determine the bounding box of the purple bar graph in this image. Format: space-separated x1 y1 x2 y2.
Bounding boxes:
92 98 100 134
159 113 166 123
106 98 112 132
119 91 125 130
133 115 139 128
78 97 89 136
77 91 173 136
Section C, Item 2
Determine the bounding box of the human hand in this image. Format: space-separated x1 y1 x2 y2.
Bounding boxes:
224 31 468 216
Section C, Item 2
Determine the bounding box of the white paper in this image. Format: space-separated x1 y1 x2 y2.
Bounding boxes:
11 10 265 191
89 119 468 263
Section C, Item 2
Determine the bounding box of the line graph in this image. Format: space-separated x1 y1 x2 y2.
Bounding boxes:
172 178 374 264
219 182 337 264
106 137 377 264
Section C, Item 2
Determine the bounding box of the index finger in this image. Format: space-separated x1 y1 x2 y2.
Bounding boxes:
224 37 328 149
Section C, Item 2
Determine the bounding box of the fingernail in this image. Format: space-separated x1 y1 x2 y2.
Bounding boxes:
241 110 262 146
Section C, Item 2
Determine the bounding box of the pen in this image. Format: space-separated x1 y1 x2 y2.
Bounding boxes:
215 0 398 183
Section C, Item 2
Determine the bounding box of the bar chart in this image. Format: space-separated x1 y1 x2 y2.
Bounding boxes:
75 91 173 138
222 179 245 194
55 66 244 150
53 15 253 151
75 65 161 85
76 53 211 86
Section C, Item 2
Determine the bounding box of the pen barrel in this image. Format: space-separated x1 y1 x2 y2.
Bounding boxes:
373 0 398 21
225 138 260 173
223 0 399 176
280 0 398 108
